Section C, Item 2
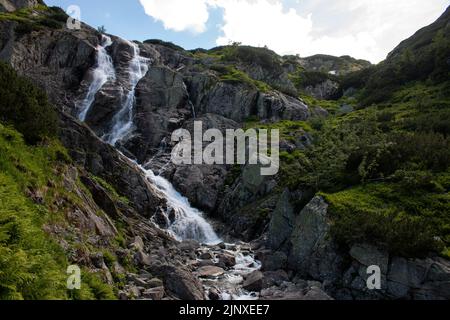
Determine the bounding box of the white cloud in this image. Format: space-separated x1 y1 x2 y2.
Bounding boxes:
138 0 210 33
138 0 450 63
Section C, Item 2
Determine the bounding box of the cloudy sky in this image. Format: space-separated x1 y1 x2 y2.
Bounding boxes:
47 0 449 63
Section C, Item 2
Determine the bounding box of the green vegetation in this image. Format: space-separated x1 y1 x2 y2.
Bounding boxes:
340 12 450 105
211 64 272 92
0 64 118 299
91 176 130 205
0 5 67 37
0 123 118 300
0 62 58 144
276 79 450 258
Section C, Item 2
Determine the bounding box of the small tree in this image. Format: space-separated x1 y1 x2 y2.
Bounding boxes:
97 25 106 33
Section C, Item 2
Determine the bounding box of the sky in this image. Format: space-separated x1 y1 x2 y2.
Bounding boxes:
46 0 449 63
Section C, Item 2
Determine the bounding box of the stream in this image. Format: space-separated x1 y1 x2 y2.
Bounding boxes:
77 35 261 300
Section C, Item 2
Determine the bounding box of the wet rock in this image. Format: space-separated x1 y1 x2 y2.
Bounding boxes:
260 282 305 300
243 271 264 292
208 288 221 300
199 252 213 260
197 266 225 278
217 253 236 268
198 259 216 267
58 113 166 218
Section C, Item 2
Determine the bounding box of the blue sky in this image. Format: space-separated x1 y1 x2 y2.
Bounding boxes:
46 0 449 63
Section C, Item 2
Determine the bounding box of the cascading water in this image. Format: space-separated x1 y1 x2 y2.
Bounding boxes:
144 169 221 245
78 37 260 300
78 35 115 121
104 42 149 145
80 38 220 245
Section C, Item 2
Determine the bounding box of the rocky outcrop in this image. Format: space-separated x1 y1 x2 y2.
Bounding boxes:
261 196 450 300
126 65 192 161
58 112 166 218
256 91 310 121
287 197 344 283
304 79 340 100
267 189 295 251
217 163 279 239
295 54 371 76
0 20 99 105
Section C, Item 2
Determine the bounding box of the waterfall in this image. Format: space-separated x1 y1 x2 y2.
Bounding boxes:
144 169 221 245
78 35 115 121
78 37 221 245
104 42 149 145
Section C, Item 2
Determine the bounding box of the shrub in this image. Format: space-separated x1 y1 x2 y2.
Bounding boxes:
0 62 58 144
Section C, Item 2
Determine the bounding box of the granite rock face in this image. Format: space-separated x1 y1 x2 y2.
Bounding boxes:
259 196 450 300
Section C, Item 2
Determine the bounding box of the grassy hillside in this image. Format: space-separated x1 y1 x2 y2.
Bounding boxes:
0 62 117 300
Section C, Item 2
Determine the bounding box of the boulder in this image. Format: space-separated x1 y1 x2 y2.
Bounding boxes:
261 270 290 289
199 252 213 260
161 266 205 300
197 266 225 278
129 236 145 252
208 288 221 300
243 271 264 292
217 253 236 268
135 250 152 267
288 196 343 282
267 189 295 250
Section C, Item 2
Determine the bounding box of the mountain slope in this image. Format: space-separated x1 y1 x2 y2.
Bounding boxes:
341 5 450 105
0 1 448 301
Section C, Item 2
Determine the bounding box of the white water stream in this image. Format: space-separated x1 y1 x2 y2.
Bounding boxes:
144 168 221 245
78 35 115 121
78 36 260 300
104 42 149 145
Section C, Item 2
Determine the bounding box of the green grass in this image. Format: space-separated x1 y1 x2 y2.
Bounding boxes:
0 5 67 37
0 124 68 299
321 181 449 258
211 64 272 92
0 124 117 300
